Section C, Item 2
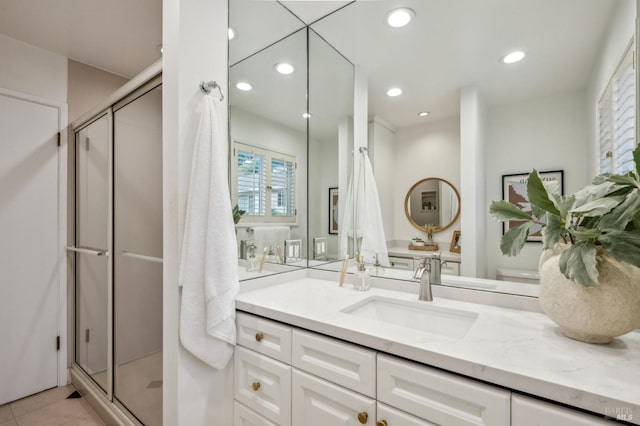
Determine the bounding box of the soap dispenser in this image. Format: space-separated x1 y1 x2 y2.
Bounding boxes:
353 257 371 291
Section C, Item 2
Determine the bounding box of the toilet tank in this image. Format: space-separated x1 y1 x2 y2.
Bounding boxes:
496 268 540 284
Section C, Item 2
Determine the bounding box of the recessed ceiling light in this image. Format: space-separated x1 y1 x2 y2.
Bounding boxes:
275 62 295 75
501 51 525 64
386 8 415 28
156 44 163 54
386 87 402 97
302 113 312 119
228 28 236 40
418 111 430 117
236 82 252 91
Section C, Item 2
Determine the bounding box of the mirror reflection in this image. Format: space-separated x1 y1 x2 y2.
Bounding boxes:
230 0 636 297
405 178 460 232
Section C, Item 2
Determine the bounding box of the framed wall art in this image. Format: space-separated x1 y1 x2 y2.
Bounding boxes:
329 187 339 234
501 170 564 242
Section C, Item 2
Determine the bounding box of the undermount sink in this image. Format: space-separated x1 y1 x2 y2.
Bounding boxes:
341 296 479 339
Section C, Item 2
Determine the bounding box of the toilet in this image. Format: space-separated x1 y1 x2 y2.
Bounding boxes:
496 268 540 284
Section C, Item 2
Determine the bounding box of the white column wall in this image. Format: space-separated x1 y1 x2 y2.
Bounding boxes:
163 0 233 424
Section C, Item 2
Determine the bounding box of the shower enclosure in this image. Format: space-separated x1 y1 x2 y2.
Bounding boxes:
68 74 163 425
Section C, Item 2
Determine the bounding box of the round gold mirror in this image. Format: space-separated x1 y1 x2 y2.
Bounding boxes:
404 178 460 233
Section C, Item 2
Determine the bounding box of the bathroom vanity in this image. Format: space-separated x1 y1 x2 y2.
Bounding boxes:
233 275 639 426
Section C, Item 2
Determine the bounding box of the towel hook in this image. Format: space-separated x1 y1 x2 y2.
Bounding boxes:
200 80 224 101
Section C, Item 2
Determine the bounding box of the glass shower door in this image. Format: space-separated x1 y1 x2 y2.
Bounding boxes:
73 112 112 393
113 83 163 425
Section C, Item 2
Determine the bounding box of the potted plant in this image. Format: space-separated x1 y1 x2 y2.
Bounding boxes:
489 146 640 343
233 204 245 225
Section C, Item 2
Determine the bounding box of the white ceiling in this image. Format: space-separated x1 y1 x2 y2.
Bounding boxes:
0 0 162 78
231 0 619 132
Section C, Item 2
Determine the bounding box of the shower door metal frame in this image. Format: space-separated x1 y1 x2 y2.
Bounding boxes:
66 62 162 426
69 108 115 401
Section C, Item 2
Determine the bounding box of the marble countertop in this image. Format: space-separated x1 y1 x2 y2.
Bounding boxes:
236 278 640 423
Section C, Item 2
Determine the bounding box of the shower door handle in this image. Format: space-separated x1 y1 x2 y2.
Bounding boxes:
119 251 163 264
66 246 109 256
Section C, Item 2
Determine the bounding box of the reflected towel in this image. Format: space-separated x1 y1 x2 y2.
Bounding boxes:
179 95 239 369
340 150 390 267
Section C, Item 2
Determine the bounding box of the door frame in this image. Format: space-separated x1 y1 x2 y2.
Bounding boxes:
0 87 69 388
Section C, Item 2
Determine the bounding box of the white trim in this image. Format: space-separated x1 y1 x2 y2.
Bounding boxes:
0 87 69 387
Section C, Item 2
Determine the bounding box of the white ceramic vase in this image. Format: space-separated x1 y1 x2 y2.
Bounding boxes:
538 246 640 344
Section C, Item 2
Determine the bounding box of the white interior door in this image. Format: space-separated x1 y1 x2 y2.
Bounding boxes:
0 92 60 404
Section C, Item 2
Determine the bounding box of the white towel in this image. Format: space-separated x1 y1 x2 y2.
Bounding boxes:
179 95 239 369
340 150 390 267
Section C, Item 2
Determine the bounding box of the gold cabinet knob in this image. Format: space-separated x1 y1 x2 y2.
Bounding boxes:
251 382 261 391
377 421 387 426
357 412 368 424
255 332 264 342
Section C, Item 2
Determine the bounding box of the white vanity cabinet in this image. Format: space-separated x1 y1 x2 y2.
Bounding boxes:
512 395 615 425
388 255 415 270
377 354 510 426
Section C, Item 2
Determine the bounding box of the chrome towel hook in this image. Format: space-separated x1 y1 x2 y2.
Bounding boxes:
200 80 224 101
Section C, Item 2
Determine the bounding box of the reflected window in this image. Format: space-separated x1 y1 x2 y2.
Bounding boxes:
598 39 636 174
233 141 297 222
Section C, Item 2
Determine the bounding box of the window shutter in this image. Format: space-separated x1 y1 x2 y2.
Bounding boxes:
598 40 636 175
270 157 296 217
237 148 267 216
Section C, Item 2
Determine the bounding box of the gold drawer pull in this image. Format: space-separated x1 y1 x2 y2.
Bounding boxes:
255 332 264 342
252 382 261 391
357 412 368 424
377 421 387 426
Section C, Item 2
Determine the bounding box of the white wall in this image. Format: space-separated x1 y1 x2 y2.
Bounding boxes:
231 107 308 249
369 117 396 247
392 117 461 246
484 89 589 279
309 135 339 257
163 0 233 424
68 59 128 123
0 33 67 103
586 0 636 178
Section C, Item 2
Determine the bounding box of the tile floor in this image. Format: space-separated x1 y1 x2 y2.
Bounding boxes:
0 385 104 426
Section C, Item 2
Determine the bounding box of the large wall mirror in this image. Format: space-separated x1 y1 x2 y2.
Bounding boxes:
230 0 637 297
229 0 354 280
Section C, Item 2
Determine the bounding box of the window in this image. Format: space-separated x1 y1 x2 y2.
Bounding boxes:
233 142 297 222
598 40 636 175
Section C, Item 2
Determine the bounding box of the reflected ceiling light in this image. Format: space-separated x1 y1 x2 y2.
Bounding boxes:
236 82 252 91
302 113 312 119
386 8 414 28
228 28 236 40
386 87 402 97
275 62 295 75
501 50 525 64
418 111 430 117
156 44 163 54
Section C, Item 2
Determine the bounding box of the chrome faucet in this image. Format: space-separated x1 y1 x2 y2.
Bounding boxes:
413 252 447 301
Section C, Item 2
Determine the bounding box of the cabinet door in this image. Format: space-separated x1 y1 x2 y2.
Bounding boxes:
235 347 291 426
512 395 615 425
442 261 460 276
377 403 437 426
292 369 376 426
378 354 510 426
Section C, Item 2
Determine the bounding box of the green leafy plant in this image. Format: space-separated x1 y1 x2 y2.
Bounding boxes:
232 204 246 224
489 146 640 287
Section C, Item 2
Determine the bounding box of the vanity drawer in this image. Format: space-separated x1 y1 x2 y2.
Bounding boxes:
234 401 278 426
292 329 376 397
377 402 437 426
234 346 291 426
237 311 292 364
388 255 414 270
292 369 376 425
377 354 510 426
442 261 460 276
512 395 615 425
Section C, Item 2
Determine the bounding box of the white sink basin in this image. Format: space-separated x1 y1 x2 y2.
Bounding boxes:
341 296 478 339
